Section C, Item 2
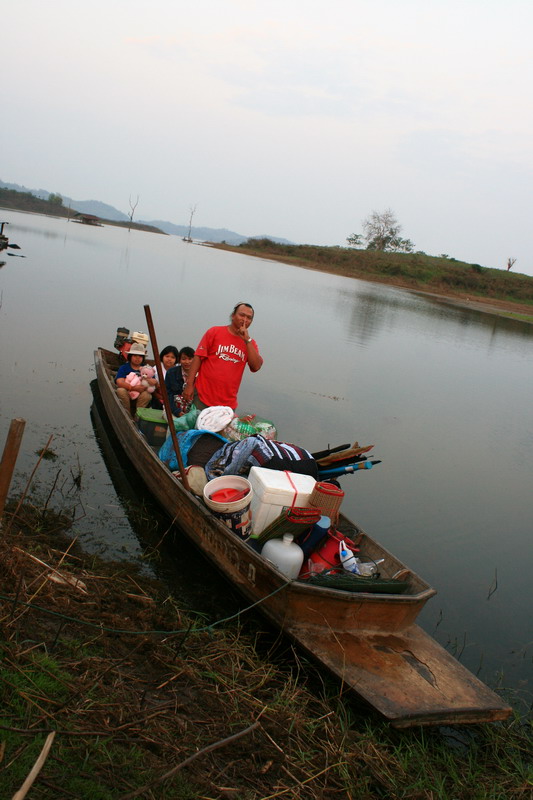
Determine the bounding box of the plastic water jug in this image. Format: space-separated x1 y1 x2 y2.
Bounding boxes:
261 533 304 580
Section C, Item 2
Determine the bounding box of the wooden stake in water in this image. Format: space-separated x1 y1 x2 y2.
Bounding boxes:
0 417 26 520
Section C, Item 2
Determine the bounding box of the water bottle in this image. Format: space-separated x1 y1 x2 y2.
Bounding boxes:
339 540 361 574
357 558 384 576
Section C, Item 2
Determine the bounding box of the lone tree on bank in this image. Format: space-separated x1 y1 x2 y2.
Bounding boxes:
347 208 414 252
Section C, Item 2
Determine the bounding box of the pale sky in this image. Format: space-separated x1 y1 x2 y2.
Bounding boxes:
3 0 533 274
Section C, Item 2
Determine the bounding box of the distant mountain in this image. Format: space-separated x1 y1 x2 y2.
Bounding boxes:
0 180 129 222
143 219 294 246
66 199 129 221
0 180 294 244
142 219 246 244
0 180 52 200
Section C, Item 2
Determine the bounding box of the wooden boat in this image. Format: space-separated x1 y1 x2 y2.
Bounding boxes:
94 347 512 728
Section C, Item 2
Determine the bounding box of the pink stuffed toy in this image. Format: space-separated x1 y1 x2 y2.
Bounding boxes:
125 371 142 399
139 364 157 393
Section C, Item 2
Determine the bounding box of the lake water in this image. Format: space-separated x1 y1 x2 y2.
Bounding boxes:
1 209 532 711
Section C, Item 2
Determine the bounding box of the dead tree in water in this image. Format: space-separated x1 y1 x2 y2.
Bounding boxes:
183 203 197 242
128 195 140 231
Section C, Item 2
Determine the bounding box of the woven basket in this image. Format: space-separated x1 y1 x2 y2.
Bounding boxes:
309 482 344 521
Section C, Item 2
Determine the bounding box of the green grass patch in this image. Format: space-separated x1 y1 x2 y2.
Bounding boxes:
220 238 533 310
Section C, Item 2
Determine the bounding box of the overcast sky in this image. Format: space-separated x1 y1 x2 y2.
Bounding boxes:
3 0 533 274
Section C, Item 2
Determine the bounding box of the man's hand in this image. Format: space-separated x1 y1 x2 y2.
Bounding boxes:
182 383 194 403
236 321 253 343
236 322 250 341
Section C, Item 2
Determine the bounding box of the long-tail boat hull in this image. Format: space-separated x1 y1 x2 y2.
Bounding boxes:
94 348 511 727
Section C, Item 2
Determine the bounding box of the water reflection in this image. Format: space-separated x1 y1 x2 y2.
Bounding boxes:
120 243 131 270
424 295 533 341
89 381 248 619
9 221 64 239
9 215 124 252
340 285 533 349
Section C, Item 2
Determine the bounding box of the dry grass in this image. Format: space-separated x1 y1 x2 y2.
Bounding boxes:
0 501 531 799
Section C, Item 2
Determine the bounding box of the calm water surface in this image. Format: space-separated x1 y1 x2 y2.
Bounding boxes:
1 210 531 709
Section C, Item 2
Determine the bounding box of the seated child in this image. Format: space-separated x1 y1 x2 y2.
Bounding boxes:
115 343 156 416
160 345 179 378
152 345 180 409
165 346 195 417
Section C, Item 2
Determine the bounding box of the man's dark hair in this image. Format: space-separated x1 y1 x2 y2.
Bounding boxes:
231 302 254 317
179 346 195 359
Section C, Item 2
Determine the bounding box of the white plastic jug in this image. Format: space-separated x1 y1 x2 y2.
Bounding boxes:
261 533 304 580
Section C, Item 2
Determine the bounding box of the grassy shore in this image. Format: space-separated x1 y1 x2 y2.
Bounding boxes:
1 492 531 799
210 239 533 322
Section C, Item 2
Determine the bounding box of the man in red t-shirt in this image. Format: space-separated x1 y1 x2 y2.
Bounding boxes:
182 302 263 410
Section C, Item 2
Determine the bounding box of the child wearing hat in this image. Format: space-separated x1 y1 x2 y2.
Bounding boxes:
115 342 156 415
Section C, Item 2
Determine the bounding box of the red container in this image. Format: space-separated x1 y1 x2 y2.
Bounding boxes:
303 528 358 575
210 488 249 503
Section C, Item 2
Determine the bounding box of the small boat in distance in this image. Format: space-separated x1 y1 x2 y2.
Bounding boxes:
94 346 512 728
72 213 103 227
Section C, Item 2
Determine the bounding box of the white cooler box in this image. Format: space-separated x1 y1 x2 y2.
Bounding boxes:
248 467 317 535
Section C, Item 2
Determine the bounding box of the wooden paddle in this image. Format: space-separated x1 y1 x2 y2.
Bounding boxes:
144 304 190 492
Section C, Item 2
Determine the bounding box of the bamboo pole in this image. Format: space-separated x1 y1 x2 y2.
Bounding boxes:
0 418 26 520
144 305 190 492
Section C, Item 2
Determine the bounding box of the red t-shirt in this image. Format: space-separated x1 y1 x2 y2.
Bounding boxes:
195 326 259 409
